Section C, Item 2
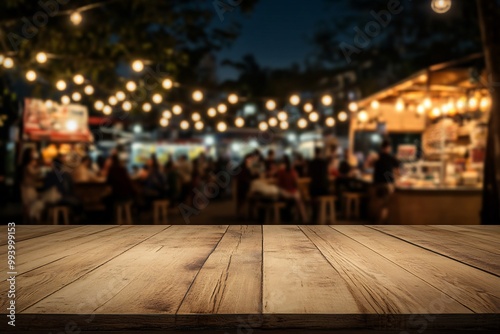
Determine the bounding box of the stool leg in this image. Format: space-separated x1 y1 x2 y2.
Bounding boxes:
126 205 133 225
63 209 69 225
116 206 122 225
345 198 351 220
54 209 60 225
318 202 326 225
354 199 360 220
265 208 271 225
162 205 168 224
273 206 280 225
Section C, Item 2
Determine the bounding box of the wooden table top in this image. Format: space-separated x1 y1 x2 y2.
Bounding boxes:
1 225 499 333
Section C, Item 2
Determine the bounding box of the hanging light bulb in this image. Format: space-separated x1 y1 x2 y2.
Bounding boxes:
73 74 84 85
468 96 478 110
217 121 227 132
26 70 37 82
152 93 163 104
456 96 466 112
103 105 112 115
277 111 288 121
280 121 289 130
72 92 82 102
348 102 358 112
326 117 336 127
370 100 380 110
303 102 313 113
268 117 278 127
36 52 48 64
417 105 425 115
162 78 173 90
207 107 217 117
217 103 227 113
45 100 54 109
126 81 137 92
192 90 203 102
180 120 190 130
115 91 126 101
160 118 169 127
162 110 172 119
424 97 432 109
191 112 201 122
431 107 441 118
395 98 405 112
338 111 348 122
70 12 82 25
321 94 333 106
61 95 71 105
122 101 132 112
3 57 14 69
56 80 67 91
259 121 269 132
172 105 182 115
431 0 452 14
358 110 369 122
108 96 118 106
289 94 300 106
94 100 104 111
84 85 94 95
480 96 491 112
132 60 144 72
309 111 319 122
265 99 276 111
228 93 239 104
142 102 152 112
235 117 245 128
298 118 308 129
195 121 204 131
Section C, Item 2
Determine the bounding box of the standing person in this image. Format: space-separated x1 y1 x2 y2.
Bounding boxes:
236 153 256 218
264 149 277 177
20 148 40 223
308 147 330 223
276 155 308 223
106 154 136 202
293 153 307 177
371 140 400 223
164 160 179 205
176 155 193 203
143 154 166 201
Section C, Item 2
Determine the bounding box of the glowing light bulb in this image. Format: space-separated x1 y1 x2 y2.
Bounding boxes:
192 90 203 102
431 107 441 118
280 121 289 130
56 80 67 91
424 97 432 109
289 94 300 106
84 85 94 95
217 103 227 114
228 93 238 104
304 103 313 113
480 96 491 112
309 111 319 122
371 100 380 109
45 100 54 109
142 103 152 112
26 70 37 82
162 78 173 90
36 52 48 64
268 117 278 127
72 92 82 102
103 105 112 115
152 93 163 104
417 105 425 115
191 112 201 122
173 105 182 115
195 121 204 130
3 57 14 69
277 111 288 121
235 117 245 128
162 110 172 119
122 101 132 112
132 60 144 72
107 96 117 106
217 121 227 132
160 118 169 127
180 120 189 130
115 91 126 101
321 94 333 106
348 102 358 112
431 0 452 14
73 74 84 85
61 95 70 105
94 100 104 111
207 108 217 117
338 111 348 122
395 98 405 112
266 99 276 111
259 122 269 132
326 117 335 127
126 81 137 92
358 110 369 122
70 12 82 25
298 118 308 129
468 96 478 110
66 120 78 132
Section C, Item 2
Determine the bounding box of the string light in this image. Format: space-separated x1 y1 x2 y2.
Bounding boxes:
217 103 227 113
36 52 47 64
73 74 84 85
304 103 313 113
309 111 319 122
3 57 14 69
228 93 238 104
456 97 466 112
94 100 104 111
417 105 425 115
162 110 172 119
180 120 190 130
358 110 369 122
45 100 54 109
142 102 152 112
70 12 82 25
431 0 452 14
259 122 269 131
395 98 405 112
108 96 118 106
116 91 126 101
268 117 278 127
195 121 204 130
56 80 67 91
431 107 441 118
207 108 217 117
160 118 169 127
217 121 227 132
298 118 308 129
173 105 182 115
132 60 144 72
321 94 333 106
122 101 132 111
84 85 94 95
192 90 203 102
370 100 380 109
280 121 289 130
162 78 173 90
191 112 201 122
235 117 245 127
289 94 300 106
424 97 432 109
266 99 276 111
277 111 288 121
26 70 37 82
338 111 348 122
152 93 163 104
126 81 137 92
480 96 491 112
72 92 82 102
468 96 478 110
103 105 112 115
348 102 358 112
326 117 335 127
61 95 71 105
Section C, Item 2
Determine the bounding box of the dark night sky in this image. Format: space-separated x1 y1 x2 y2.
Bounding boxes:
216 0 343 81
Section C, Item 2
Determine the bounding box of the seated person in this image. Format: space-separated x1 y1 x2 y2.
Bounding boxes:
276 155 308 223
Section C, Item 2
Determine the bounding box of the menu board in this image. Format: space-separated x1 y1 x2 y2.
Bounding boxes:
23 98 92 142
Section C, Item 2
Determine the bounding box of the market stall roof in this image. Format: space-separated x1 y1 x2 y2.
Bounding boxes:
357 53 487 108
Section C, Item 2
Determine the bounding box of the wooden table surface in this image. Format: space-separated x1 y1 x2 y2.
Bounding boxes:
1 225 499 333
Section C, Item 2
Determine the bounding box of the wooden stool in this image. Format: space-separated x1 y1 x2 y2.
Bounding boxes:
343 192 364 220
153 200 169 225
115 201 133 225
48 206 70 225
315 196 336 225
260 201 286 225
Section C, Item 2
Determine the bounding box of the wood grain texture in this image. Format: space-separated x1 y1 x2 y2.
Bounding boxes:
0 225 83 245
432 225 500 244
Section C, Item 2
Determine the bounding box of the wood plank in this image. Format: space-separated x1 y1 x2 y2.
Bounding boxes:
1 226 168 312
333 225 500 313
432 225 500 244
262 225 368 314
371 225 500 276
177 225 262 314
300 226 471 314
0 225 83 245
23 225 228 314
